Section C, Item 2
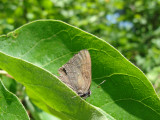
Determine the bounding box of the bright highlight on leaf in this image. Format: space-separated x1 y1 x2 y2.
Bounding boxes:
0 20 160 120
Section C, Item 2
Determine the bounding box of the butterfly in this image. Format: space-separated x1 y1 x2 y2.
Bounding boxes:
58 50 91 99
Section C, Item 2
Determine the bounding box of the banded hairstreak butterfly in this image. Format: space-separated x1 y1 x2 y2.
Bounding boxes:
58 50 91 99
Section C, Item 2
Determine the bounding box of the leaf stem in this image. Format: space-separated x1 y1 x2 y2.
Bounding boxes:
0 70 13 79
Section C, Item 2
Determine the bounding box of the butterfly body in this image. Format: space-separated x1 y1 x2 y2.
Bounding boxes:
58 50 91 99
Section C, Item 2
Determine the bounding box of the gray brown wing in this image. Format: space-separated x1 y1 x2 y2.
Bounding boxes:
58 50 91 94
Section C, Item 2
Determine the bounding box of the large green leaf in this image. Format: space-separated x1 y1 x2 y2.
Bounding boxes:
0 80 29 120
0 20 160 120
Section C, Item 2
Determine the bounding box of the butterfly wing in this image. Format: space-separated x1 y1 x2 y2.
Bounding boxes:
58 50 91 95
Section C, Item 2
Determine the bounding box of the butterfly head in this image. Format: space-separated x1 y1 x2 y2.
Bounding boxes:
78 89 91 99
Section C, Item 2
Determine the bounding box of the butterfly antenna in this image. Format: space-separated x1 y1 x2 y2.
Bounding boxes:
92 80 106 91
72 96 77 99
97 80 106 88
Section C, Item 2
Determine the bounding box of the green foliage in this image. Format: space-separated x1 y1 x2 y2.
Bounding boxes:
147 67 160 97
0 0 160 119
0 80 29 119
0 0 159 73
0 20 160 120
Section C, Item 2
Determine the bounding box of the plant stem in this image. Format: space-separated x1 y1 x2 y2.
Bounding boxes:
0 70 13 79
